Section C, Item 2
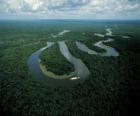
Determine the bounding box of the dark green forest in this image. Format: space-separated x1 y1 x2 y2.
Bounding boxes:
0 20 140 116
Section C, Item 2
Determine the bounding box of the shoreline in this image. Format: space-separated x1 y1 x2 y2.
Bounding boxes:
39 60 76 80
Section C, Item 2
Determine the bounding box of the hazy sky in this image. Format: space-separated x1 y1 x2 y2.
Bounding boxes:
0 0 140 20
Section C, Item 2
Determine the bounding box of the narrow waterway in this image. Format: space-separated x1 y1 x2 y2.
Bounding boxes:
76 41 98 55
58 30 70 36
106 28 113 36
76 28 119 57
76 39 119 57
94 38 119 57
94 33 105 37
51 30 70 38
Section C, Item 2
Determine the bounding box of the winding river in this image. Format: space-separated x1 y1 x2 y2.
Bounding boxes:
94 38 119 57
76 28 119 57
76 39 119 57
28 28 120 86
59 41 90 79
28 42 89 87
51 30 70 38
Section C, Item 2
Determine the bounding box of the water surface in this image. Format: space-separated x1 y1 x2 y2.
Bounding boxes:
28 41 89 87
59 41 90 79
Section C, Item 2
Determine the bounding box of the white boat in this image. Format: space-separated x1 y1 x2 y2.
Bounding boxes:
70 77 80 80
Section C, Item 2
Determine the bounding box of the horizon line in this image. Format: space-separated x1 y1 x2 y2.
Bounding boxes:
0 18 140 21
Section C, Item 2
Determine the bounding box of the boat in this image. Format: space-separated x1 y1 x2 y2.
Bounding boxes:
70 77 80 80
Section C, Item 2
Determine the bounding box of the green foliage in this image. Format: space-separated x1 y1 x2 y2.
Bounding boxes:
40 44 74 75
0 21 140 116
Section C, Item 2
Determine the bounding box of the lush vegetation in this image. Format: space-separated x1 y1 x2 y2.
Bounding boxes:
0 20 140 116
40 43 75 76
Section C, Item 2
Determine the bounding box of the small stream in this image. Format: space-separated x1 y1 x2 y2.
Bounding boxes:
94 33 105 37
51 30 70 38
106 28 113 36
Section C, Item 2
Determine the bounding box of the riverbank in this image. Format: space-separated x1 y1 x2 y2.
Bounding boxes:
0 21 140 116
40 44 75 76
39 60 76 79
